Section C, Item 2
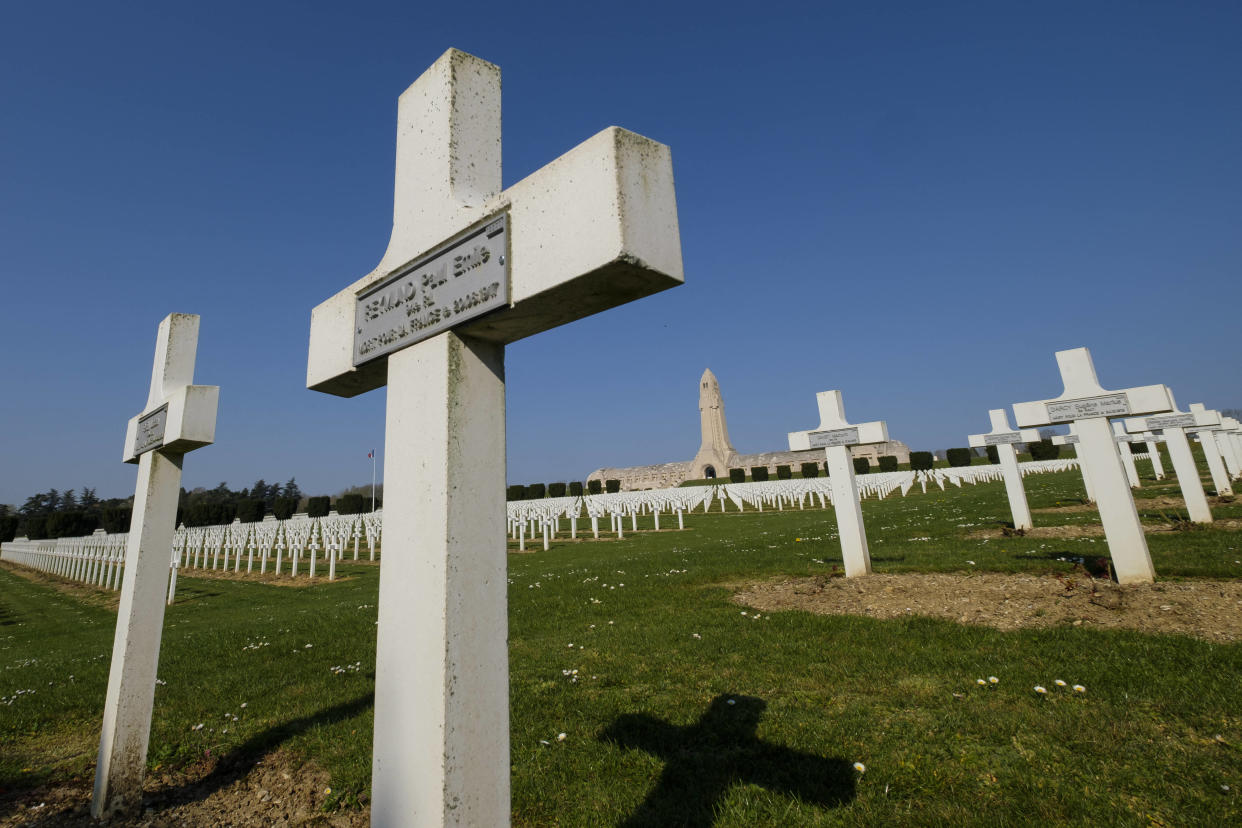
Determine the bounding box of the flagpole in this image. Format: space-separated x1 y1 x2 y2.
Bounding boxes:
370 450 376 513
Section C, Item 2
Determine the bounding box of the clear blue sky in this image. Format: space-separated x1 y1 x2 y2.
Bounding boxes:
2 1 1239 507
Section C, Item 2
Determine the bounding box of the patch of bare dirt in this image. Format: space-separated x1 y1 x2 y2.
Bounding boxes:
180 568 353 588
0 749 366 828
966 518 1242 540
734 572 1242 643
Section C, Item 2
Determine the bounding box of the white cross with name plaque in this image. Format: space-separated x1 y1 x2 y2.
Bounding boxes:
968 409 1039 530
1052 425 1096 503
1013 347 1173 583
93 314 218 818
1123 402 1218 519
306 49 682 826
788 390 888 577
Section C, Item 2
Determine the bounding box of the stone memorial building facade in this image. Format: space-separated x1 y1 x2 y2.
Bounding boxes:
588 369 911 491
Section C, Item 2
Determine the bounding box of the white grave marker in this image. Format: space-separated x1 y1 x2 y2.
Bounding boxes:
305 50 682 825
1051 427 1095 502
1112 421 1141 488
788 391 888 577
1123 404 1218 522
93 314 218 818
1013 347 1174 584
968 409 1039 530
1139 432 1165 480
1186 404 1233 496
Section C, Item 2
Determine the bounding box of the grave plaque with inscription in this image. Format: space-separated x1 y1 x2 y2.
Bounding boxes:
1045 393 1130 421
984 432 1023 445
808 427 860 448
353 215 509 366
132 404 168 456
1144 413 1198 430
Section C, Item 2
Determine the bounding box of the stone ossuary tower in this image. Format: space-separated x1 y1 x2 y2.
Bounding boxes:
586 369 911 490
687 369 739 479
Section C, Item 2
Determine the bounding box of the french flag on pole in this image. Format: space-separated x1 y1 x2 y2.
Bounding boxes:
368 450 374 459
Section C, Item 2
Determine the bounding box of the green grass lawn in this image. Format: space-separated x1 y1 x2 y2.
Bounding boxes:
3 466 1241 825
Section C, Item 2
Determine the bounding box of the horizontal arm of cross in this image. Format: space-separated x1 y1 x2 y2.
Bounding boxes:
308 128 683 398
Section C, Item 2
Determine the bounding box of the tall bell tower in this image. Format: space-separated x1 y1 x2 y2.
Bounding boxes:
688 368 739 479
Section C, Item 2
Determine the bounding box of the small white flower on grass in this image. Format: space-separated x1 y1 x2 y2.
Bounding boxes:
726 699 736 705
976 679 987 686
191 723 204 731
692 633 701 639
988 677 998 684
304 643 313 649
1054 679 1066 687
325 787 332 795
556 732 567 742
853 762 866 773
539 739 549 745
1034 685 1047 694
1073 685 1086 693
240 702 247 708
966 561 976 566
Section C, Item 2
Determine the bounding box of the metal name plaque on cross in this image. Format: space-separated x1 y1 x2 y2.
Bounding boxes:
133 404 168 456
984 433 1023 445
1145 413 1197 429
1061 435 1080 444
353 215 510 366
808 427 860 448
1046 393 1131 422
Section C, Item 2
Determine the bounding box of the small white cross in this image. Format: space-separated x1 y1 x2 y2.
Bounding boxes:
787 390 888 450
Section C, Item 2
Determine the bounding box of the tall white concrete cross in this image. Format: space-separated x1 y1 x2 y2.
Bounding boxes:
93 313 218 818
1052 425 1097 502
305 49 682 826
1013 347 1174 584
968 409 1039 530
1219 417 1242 478
788 391 888 577
1123 403 1219 522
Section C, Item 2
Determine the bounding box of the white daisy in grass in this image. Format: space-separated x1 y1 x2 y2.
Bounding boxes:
976 679 987 686
988 676 999 684
1034 685 1047 695
1073 685 1086 693
1054 679 1066 687
853 762 866 773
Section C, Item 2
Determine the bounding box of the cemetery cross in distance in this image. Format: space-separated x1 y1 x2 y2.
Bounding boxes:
305 49 683 827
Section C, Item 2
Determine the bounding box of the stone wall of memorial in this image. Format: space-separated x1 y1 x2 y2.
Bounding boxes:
585 441 913 491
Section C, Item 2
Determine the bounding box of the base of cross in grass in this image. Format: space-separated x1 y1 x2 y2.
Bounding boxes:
600 694 856 826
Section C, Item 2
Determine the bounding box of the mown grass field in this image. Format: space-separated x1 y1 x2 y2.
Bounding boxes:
2 461 1241 825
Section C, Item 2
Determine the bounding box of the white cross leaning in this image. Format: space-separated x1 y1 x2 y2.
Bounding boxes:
93 313 218 818
968 409 1039 531
788 390 888 577
1123 402 1220 521
306 49 682 826
1013 347 1173 584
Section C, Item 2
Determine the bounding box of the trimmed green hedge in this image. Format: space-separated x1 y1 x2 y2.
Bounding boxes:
526 483 546 500
306 496 331 518
605 479 621 494
946 448 973 467
985 445 1000 464
588 480 603 495
236 499 267 523
1028 439 1060 461
853 457 870 475
750 466 769 482
548 482 567 498
799 462 819 478
877 456 898 472
728 468 745 483
272 497 298 520
909 451 934 471
569 481 584 497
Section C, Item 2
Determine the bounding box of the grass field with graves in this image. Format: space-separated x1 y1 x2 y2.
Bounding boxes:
2 464 1241 825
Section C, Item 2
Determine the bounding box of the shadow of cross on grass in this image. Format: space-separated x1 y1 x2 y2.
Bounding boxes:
600 694 855 827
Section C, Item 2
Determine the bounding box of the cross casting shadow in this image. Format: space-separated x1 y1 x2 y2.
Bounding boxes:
600 694 855 827
144 691 373 811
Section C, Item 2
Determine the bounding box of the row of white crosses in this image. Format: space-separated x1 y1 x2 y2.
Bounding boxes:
305 49 684 825
1012 347 1182 585
0 531 130 590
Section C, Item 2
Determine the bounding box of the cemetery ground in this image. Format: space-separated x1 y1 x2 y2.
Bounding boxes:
2 467 1241 826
